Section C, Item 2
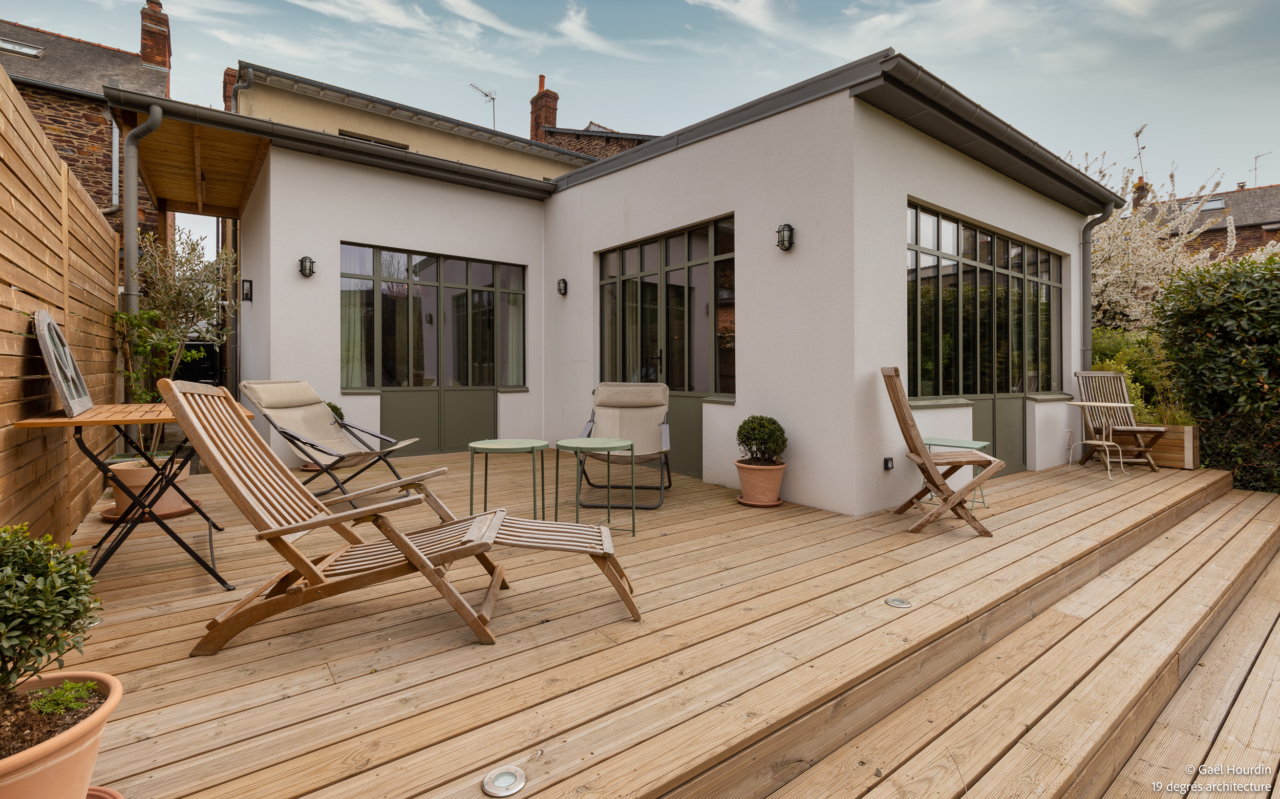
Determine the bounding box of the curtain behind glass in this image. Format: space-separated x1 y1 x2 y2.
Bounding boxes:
500 293 524 387
340 278 373 388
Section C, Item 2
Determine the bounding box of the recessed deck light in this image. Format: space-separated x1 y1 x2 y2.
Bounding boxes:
885 597 912 608
483 765 527 796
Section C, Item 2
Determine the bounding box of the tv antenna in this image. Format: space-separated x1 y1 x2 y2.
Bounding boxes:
1133 123 1147 178
469 84 497 130
1255 151 1272 187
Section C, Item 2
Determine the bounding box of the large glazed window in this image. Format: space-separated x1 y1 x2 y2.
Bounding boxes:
599 216 735 396
340 243 526 390
906 203 1062 398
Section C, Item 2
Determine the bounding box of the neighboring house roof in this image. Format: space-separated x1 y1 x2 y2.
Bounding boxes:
234 62 596 168
1184 183 1280 232
555 48 1124 216
543 124 656 142
0 19 167 98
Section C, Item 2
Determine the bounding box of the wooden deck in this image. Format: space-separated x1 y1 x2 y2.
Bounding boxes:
57 453 1280 798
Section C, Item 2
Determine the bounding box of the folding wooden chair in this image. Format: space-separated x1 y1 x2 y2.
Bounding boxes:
881 367 1005 536
160 379 638 657
1075 371 1166 472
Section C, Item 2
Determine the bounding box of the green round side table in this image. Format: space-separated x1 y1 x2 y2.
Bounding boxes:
469 439 549 520
555 438 635 536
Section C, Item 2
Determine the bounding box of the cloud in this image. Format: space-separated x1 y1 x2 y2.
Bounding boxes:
164 0 271 24
554 1 650 60
283 0 438 34
439 0 546 41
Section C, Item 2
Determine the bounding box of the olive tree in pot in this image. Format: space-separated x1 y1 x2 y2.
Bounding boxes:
109 229 240 521
0 525 123 799
735 415 788 507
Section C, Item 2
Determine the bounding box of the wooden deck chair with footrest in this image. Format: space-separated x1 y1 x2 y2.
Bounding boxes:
160 379 638 657
881 366 1005 536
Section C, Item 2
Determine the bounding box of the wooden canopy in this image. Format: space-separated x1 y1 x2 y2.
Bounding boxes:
115 108 269 221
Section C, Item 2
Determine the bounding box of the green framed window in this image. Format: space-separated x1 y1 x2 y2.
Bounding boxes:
340 243 525 390
906 203 1062 398
598 217 734 395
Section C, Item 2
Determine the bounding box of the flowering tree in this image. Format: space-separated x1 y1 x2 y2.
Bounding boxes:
1077 155 1241 329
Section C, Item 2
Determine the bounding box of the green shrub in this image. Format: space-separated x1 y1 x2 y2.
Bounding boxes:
1091 328 1137 364
1153 253 1280 420
326 401 345 421
737 416 787 466
28 680 97 715
0 525 100 696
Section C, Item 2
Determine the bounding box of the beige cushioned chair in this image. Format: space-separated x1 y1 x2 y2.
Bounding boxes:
576 382 672 510
241 380 416 501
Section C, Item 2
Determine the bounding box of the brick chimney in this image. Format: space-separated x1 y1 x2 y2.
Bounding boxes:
1131 176 1149 209
222 67 239 112
529 75 558 143
140 0 171 96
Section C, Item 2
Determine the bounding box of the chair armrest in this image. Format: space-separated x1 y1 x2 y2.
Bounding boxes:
319 467 449 506
660 422 671 453
277 428 343 459
577 410 595 439
256 494 424 540
338 419 397 444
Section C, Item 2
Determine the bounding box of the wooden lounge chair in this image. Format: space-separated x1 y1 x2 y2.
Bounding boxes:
159 379 639 657
881 366 1005 536
1075 371 1166 472
240 379 415 502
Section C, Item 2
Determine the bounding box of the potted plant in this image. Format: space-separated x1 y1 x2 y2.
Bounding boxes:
735 415 788 507
109 229 240 519
0 524 122 799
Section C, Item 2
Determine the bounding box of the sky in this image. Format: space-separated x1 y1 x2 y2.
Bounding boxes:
4 0 1278 244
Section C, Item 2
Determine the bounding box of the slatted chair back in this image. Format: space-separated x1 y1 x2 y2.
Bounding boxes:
159 379 363 554
591 382 669 459
1076 371 1139 436
881 366 945 487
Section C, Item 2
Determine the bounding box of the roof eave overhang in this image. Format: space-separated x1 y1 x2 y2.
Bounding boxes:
237 61 597 169
850 55 1123 216
105 86 556 202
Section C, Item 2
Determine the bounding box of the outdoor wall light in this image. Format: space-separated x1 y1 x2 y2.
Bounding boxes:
776 223 795 251
482 765 527 796
298 256 316 278
557 278 568 296
241 279 253 302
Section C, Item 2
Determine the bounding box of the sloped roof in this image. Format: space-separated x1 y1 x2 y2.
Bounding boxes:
1186 183 1280 231
0 19 166 98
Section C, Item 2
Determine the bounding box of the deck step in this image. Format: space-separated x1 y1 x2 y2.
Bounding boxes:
764 488 1280 799
397 469 1233 799
1102 545 1280 797
637 470 1233 799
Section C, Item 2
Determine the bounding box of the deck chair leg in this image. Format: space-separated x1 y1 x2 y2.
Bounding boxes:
895 465 962 515
475 552 511 590
605 553 634 594
592 555 641 621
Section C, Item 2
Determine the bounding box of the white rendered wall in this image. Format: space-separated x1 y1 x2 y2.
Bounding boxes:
544 92 862 513
1027 399 1074 471
240 147 546 464
546 95 1087 517
847 101 1086 515
238 153 273 443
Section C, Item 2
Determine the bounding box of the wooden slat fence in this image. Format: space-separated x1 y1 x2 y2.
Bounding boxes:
0 69 118 543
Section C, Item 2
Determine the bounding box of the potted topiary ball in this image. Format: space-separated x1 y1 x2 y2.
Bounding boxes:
0 524 123 799
735 415 788 507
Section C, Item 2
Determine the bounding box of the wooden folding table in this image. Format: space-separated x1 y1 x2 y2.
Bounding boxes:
17 403 252 590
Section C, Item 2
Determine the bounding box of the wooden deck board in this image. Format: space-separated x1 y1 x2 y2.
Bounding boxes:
57 453 1235 798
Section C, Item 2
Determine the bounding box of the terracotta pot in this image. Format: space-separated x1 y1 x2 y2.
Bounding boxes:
735 459 787 507
103 459 197 522
0 671 123 799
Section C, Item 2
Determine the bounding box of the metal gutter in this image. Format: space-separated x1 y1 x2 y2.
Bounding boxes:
236 62 597 167
122 103 162 315
230 65 253 113
553 49 1123 216
1080 203 1114 368
104 86 557 201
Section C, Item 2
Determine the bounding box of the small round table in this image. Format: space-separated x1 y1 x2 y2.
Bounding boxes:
555 438 636 536
469 439 549 519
